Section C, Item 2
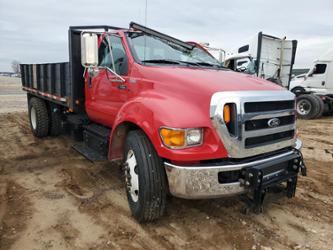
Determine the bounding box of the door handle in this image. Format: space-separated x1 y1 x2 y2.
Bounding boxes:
117 84 127 90
322 81 325 86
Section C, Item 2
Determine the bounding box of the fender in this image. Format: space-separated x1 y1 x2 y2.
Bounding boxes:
108 98 161 161
108 93 228 162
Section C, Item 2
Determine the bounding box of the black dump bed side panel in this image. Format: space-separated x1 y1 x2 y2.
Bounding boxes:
20 29 86 113
20 62 71 107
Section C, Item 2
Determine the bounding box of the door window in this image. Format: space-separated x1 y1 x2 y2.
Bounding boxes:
99 35 128 75
313 64 327 75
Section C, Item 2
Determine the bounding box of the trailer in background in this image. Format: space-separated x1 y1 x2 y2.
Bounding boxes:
224 32 297 88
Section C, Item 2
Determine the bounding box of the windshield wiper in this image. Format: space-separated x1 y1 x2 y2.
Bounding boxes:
141 59 181 65
177 60 201 66
180 60 224 69
142 59 225 69
195 61 224 68
143 59 207 67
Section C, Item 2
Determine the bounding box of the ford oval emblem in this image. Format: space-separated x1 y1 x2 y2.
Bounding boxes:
267 118 280 128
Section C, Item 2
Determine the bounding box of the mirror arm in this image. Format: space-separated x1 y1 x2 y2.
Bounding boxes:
107 35 116 73
104 34 125 82
101 66 125 82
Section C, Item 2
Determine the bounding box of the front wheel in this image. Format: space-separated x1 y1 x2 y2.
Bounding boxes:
123 130 167 223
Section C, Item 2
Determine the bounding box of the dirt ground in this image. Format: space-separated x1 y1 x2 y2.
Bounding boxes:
0 76 27 113
0 77 332 250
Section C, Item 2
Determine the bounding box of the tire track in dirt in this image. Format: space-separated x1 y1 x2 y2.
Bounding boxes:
0 180 33 250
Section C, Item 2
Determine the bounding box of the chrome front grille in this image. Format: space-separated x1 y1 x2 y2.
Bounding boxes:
210 90 296 158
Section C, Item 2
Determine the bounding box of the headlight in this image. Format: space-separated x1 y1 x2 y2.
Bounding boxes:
186 129 202 145
159 127 203 149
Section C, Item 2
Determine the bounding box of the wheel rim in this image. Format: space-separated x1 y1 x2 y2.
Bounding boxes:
297 99 312 115
125 150 139 202
30 107 37 130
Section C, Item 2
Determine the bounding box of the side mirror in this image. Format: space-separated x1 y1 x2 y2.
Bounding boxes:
81 32 99 67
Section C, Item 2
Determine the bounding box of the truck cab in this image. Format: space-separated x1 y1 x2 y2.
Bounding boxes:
290 51 333 95
20 23 306 222
289 50 333 119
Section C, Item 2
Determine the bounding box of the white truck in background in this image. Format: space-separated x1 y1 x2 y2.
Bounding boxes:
289 49 333 119
223 32 297 88
200 43 226 63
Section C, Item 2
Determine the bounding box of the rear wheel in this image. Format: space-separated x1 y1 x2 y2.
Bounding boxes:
296 94 321 119
312 95 324 119
28 97 49 137
123 130 167 223
49 109 63 136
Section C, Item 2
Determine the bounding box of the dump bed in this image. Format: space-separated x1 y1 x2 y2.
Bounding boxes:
20 28 85 113
20 62 71 105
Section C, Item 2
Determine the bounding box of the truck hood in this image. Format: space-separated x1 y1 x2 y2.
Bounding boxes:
140 66 284 96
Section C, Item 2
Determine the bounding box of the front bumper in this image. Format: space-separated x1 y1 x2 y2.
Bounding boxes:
164 139 303 199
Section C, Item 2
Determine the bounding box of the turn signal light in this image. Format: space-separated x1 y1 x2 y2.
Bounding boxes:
160 128 185 147
223 104 231 124
224 103 236 136
160 127 203 149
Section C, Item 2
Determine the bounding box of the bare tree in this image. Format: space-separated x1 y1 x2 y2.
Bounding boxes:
11 60 21 75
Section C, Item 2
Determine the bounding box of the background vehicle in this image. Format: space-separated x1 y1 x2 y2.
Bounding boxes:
199 43 226 63
20 22 306 222
289 49 333 119
224 32 297 88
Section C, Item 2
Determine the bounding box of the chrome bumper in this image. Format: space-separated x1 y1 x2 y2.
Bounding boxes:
164 139 302 199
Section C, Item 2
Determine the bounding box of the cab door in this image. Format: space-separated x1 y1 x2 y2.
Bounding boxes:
85 34 129 127
305 63 327 89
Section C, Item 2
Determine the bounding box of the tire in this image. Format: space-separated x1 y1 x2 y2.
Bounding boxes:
312 95 324 119
49 109 63 136
296 94 321 119
28 97 49 137
123 130 167 222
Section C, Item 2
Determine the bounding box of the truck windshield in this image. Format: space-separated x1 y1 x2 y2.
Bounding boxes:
126 32 222 68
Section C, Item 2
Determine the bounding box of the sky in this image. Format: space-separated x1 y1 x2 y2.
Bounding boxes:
0 0 332 71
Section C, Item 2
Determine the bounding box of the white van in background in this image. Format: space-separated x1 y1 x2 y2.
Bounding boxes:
224 32 297 88
289 49 333 119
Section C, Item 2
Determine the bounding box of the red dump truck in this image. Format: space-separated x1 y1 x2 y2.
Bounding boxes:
20 22 306 222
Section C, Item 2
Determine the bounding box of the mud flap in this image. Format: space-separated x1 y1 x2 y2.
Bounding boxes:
240 150 307 214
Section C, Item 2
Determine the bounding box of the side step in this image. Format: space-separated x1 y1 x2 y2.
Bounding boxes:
72 123 111 162
64 114 90 141
72 143 107 161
